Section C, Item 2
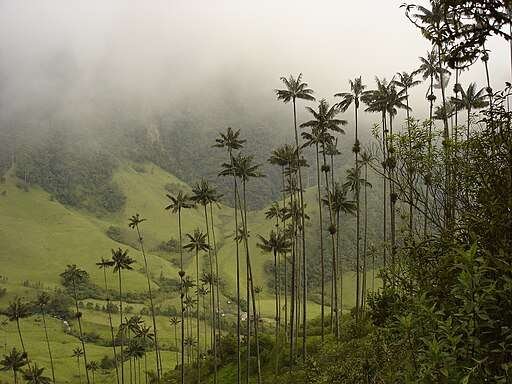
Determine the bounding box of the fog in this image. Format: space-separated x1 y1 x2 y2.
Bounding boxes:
0 0 510 135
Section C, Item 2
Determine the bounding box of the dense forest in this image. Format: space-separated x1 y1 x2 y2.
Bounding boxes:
1 0 512 383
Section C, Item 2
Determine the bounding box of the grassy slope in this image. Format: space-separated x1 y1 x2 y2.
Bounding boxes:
0 161 379 383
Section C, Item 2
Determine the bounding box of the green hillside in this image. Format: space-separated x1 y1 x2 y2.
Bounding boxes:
0 161 376 383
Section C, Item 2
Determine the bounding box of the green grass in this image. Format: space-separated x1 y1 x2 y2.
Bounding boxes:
0 161 380 383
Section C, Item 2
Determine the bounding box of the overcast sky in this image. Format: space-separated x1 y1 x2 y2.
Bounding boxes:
0 0 509 134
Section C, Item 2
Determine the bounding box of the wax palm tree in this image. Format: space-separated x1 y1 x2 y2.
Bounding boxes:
0 348 28 384
394 71 422 233
165 192 196 270
164 192 195 384
34 292 56 384
196 285 209 352
60 265 90 384
214 126 246 384
22 363 51 384
359 152 373 309
133 323 154 384
96 257 119 384
86 361 99 384
220 153 263 383
126 339 145 384
323 183 356 334
257 230 291 339
301 98 347 337
276 74 315 362
362 77 392 285
300 125 331 339
417 49 452 233
169 317 180 365
451 82 489 145
335 78 366 291
191 179 220 383
111 248 135 384
72 347 84 384
343 165 372 300
128 214 161 380
184 228 210 384
4 298 31 356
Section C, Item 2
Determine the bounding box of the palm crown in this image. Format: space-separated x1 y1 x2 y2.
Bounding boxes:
257 230 291 255
275 73 315 103
335 76 366 111
165 191 195 214
111 248 135 273
301 99 347 134
184 229 210 254
451 82 489 112
213 127 246 152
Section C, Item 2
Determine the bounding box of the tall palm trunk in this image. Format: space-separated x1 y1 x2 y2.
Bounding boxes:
288 175 297 364
314 143 325 340
178 210 185 384
336 210 341 337
134 225 161 379
354 103 361 321
382 112 388 287
41 308 56 384
102 268 120 384
405 87 414 234
281 165 288 338
230 151 242 384
362 162 369 309
425 73 434 237
291 98 308 360
240 180 262 384
117 271 125 384
73 281 90 384
195 247 201 384
319 142 337 337
210 203 222 337
389 114 397 267
436 41 452 230
273 248 279 341
203 205 217 384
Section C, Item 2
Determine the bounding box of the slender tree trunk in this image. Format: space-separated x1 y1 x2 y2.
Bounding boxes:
362 163 368 309
203 205 217 384
178 211 185 384
232 158 242 384
292 98 308 361
118 272 124 384
210 203 222 338
74 282 90 384
103 268 120 384
436 41 452 230
314 143 325 341
42 310 56 384
405 88 414 234
354 104 361 321
425 74 434 237
134 225 161 380
288 177 296 366
389 114 397 269
12 369 17 384
319 141 337 337
195 247 201 384
274 249 279 342
382 112 388 287
336 211 341 337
